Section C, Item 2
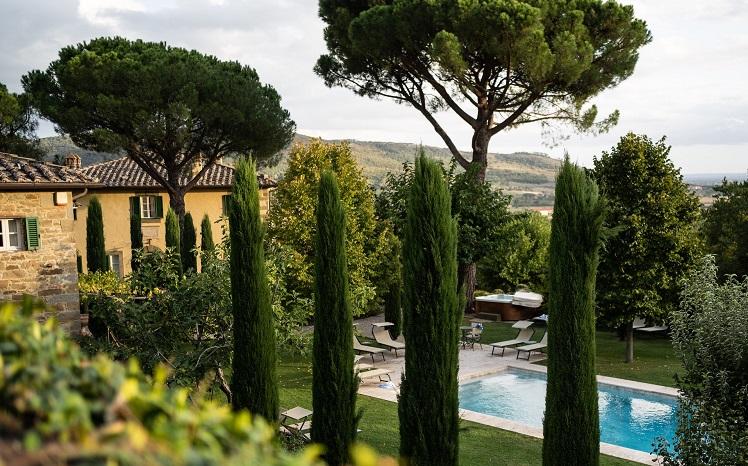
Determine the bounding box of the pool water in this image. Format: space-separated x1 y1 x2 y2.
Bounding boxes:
459 368 677 453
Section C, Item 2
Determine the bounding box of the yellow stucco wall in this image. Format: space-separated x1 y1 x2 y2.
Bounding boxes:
74 188 271 276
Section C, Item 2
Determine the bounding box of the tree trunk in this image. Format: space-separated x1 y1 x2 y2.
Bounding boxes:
624 321 634 363
458 262 477 315
471 126 490 182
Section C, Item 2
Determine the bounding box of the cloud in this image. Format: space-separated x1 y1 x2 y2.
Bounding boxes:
0 0 745 173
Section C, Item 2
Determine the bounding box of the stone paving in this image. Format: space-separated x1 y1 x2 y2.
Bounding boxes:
353 313 673 465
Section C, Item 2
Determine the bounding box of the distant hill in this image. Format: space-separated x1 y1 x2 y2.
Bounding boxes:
39 135 123 165
40 134 561 206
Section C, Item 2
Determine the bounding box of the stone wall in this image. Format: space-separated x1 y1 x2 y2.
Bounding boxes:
0 191 81 334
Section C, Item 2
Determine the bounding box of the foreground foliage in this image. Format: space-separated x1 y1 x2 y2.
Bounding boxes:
399 155 460 466
656 256 748 465
0 298 322 466
543 159 604 466
312 171 358 465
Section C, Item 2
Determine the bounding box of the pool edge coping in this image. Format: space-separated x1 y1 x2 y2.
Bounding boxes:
457 407 656 465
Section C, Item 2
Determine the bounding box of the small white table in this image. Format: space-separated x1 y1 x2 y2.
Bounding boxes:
280 406 313 431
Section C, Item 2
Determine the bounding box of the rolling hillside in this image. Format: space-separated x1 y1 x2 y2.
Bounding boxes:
40 134 561 206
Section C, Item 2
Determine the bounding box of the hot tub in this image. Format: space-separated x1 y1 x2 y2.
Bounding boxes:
475 293 543 321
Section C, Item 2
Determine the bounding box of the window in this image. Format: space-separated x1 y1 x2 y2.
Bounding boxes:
108 253 122 278
139 195 163 219
222 194 231 216
0 218 26 251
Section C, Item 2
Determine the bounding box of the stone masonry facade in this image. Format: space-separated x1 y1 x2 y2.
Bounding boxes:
0 191 81 333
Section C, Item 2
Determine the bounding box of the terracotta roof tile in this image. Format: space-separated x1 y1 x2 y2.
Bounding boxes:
82 156 276 189
0 152 99 188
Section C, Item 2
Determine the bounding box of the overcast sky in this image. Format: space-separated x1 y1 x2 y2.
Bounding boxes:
1 0 746 174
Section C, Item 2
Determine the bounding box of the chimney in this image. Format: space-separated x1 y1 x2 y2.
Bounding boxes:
190 156 203 178
64 153 81 169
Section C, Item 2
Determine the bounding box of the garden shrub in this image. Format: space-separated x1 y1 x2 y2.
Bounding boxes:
0 297 323 466
702 179 748 277
376 159 510 310
477 211 550 294
655 256 748 464
267 140 395 317
84 239 312 398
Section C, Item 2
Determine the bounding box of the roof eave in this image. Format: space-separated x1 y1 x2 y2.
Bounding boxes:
0 182 103 191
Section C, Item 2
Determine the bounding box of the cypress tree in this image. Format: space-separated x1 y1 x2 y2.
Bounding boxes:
86 196 107 273
311 170 358 466
543 159 605 466
130 197 143 272
165 208 182 273
229 158 278 420
384 274 402 339
181 212 197 272
399 153 460 466
165 209 180 247
200 214 214 251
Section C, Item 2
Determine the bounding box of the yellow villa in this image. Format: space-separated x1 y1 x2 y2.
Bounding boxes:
68 154 275 276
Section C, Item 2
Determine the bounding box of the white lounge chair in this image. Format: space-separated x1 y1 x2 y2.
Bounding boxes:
372 325 406 357
489 321 536 356
633 317 668 332
354 334 387 362
358 368 393 383
515 331 548 360
636 324 668 332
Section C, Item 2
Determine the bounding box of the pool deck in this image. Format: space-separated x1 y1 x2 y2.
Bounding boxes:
355 315 678 465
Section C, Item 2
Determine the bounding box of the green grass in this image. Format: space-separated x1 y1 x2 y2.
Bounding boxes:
278 352 637 466
477 320 681 388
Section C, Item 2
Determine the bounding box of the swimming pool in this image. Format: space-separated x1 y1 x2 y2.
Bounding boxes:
459 368 677 453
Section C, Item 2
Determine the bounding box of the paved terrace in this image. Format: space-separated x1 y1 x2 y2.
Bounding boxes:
353 314 678 465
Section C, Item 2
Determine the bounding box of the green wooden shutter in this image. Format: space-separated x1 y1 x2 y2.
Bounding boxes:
129 196 141 216
222 195 231 216
25 217 40 251
155 196 164 218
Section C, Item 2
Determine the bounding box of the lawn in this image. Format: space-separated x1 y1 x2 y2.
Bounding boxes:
478 321 681 387
279 352 638 466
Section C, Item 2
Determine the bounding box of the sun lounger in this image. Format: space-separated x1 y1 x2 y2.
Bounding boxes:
633 317 668 332
636 324 668 332
358 368 393 383
372 325 406 357
515 331 548 360
489 321 536 356
354 334 387 362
